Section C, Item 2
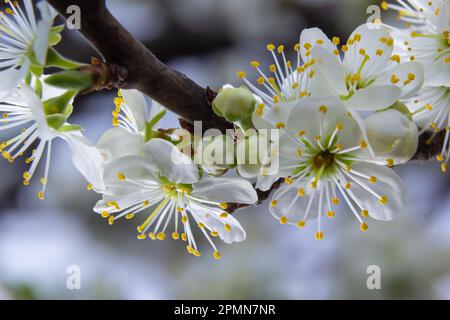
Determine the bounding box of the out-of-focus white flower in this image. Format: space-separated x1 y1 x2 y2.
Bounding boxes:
382 0 450 172
98 89 166 162
94 138 257 258
301 24 424 110
0 85 104 198
268 97 408 240
0 0 55 98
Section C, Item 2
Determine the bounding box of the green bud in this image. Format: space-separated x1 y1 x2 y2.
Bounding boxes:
45 48 84 70
212 87 256 125
43 90 77 116
44 70 92 91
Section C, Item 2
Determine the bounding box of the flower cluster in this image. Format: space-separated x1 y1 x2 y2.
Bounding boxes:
0 1 448 259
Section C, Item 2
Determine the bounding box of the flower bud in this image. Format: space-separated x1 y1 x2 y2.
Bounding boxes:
44 70 93 91
212 86 256 128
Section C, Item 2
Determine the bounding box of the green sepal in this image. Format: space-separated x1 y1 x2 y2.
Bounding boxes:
49 24 65 47
144 110 167 142
45 48 84 70
57 124 83 132
34 77 43 99
43 90 77 116
45 114 66 130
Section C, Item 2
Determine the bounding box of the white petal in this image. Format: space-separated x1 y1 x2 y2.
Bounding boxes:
343 24 393 81
344 85 401 111
97 127 144 162
373 61 425 99
347 162 407 221
365 109 419 164
424 60 450 87
187 200 246 244
311 45 347 96
192 176 257 204
61 132 105 191
299 27 336 62
121 89 149 131
143 138 199 184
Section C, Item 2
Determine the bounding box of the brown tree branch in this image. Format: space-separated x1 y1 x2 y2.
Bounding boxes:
47 0 232 131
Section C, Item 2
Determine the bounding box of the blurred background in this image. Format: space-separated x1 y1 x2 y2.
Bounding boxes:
1 0 450 300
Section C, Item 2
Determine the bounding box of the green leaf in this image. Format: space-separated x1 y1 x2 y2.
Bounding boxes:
46 114 66 130
44 69 92 90
45 48 84 69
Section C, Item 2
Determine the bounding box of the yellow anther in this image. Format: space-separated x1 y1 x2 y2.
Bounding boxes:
108 216 115 225
149 232 156 240
381 1 388 10
297 220 306 228
347 38 355 45
236 71 247 79
309 70 315 78
353 33 362 42
376 49 384 56
219 202 228 209
107 201 120 210
379 195 388 205
38 191 45 201
359 48 366 56
437 154 444 162
333 49 340 55
157 232 166 241
213 251 222 260
224 224 232 231
332 36 340 45
332 197 340 205
198 222 205 229
186 245 194 254
182 215 188 223
277 45 285 53
125 213 135 220
267 44 275 51
361 210 369 217
342 45 349 52
407 73 416 81
311 181 317 189
390 55 400 63
304 43 312 50
336 122 344 131
193 250 202 257
210 231 219 237
284 177 293 185
250 60 260 68
360 222 369 231
143 200 150 206
442 163 447 173
369 176 377 184
269 64 277 72
315 232 324 240
101 211 110 218
137 234 147 240
181 233 187 241
270 200 278 207
319 105 328 113
276 122 286 129
360 140 368 149
86 183 93 191
386 158 394 167
279 216 288 224
117 172 126 181
316 39 324 45
23 171 30 180
172 232 180 240
294 43 300 51
386 38 394 46
327 211 335 218
425 104 433 111
298 188 305 197
345 182 352 190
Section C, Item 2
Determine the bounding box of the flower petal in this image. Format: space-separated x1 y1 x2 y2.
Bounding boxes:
365 109 418 164
121 89 149 131
97 127 144 162
187 200 246 244
299 27 336 62
192 176 257 204
345 162 407 221
344 85 401 111
143 138 199 184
